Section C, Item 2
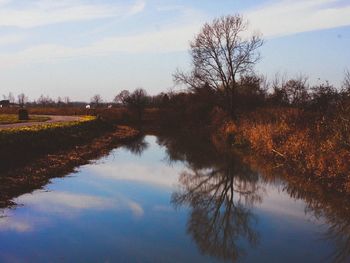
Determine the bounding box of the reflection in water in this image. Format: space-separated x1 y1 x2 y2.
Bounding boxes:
0 190 145 235
286 183 350 263
160 132 264 261
0 216 33 233
122 135 149 156
0 132 349 262
244 153 350 263
323 215 350 263
172 159 263 261
159 130 350 263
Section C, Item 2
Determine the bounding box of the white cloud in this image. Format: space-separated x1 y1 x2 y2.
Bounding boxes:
156 5 184 12
0 0 11 7
0 21 201 68
128 0 146 16
0 0 145 28
0 33 25 46
0 0 349 69
245 0 350 37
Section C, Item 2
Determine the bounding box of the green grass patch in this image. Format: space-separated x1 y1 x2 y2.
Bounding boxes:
0 114 50 124
0 115 96 133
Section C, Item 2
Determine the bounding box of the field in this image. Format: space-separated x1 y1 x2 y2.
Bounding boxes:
0 114 50 124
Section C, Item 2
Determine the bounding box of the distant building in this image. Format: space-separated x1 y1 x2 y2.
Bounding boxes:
0 100 10 107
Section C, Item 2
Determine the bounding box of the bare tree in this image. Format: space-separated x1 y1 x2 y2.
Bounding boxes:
114 90 130 105
128 88 148 122
57 96 63 106
3 92 15 103
37 94 54 107
283 75 310 106
63 96 70 105
118 88 148 123
91 94 103 107
343 69 350 94
17 93 28 107
174 14 263 117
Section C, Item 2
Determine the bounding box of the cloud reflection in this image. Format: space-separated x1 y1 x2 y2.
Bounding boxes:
17 191 145 217
0 190 145 233
0 217 32 232
16 191 115 214
257 186 316 222
89 162 187 189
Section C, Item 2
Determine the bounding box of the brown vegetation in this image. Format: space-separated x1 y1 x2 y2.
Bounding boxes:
212 105 350 194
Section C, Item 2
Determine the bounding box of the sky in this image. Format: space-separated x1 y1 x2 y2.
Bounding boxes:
0 0 349 102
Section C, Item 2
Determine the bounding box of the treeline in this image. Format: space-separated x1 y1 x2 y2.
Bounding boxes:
129 71 350 194
119 71 350 128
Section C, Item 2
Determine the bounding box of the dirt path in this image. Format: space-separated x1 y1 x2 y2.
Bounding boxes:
0 115 82 130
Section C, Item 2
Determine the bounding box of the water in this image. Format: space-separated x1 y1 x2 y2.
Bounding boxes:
0 135 348 262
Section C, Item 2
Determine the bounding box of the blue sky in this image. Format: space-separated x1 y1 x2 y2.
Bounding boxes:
0 0 349 102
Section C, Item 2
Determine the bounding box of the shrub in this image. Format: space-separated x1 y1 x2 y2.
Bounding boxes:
18 108 29 120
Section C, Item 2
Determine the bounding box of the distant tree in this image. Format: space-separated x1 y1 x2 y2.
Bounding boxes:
63 96 70 105
267 75 311 107
121 88 148 123
114 90 130 105
3 92 15 103
91 94 103 108
343 69 350 95
310 82 338 112
235 74 267 111
174 14 263 117
153 92 170 107
282 76 310 107
37 95 54 107
57 96 63 107
17 93 28 107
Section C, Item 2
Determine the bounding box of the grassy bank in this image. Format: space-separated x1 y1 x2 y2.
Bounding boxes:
0 125 140 208
0 116 113 172
213 108 350 194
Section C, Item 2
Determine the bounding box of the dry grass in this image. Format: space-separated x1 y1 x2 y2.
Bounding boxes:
215 107 350 194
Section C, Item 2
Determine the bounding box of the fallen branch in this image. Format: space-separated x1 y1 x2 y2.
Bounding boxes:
272 148 285 158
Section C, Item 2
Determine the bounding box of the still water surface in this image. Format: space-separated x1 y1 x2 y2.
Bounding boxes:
0 135 347 262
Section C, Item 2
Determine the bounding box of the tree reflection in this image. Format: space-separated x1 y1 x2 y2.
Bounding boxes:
166 132 264 262
323 217 350 263
296 187 350 263
245 155 350 263
159 129 350 262
122 135 149 156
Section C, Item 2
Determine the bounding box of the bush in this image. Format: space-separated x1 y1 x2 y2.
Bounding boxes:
18 108 29 120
